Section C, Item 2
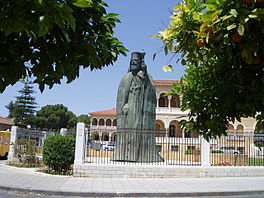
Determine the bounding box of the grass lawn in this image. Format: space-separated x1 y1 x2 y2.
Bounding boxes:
249 158 264 166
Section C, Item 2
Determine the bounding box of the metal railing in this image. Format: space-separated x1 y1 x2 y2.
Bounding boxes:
85 129 202 166
17 128 56 146
14 127 264 167
210 132 264 166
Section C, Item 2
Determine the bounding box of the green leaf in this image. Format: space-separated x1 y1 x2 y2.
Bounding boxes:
245 53 253 65
106 13 119 18
241 48 248 59
229 9 238 17
206 31 210 43
164 46 168 55
227 23 236 30
237 24 244 36
201 12 213 23
193 12 200 20
61 5 76 31
162 65 174 72
72 0 92 8
221 14 234 21
206 4 217 12
249 14 257 18
39 16 44 22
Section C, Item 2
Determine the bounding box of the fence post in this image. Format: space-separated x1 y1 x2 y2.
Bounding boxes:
8 126 18 162
74 122 85 165
201 137 210 167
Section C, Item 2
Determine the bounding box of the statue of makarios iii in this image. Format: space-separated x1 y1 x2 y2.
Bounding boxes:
111 52 164 163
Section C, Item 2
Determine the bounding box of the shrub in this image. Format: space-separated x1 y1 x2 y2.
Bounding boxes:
211 150 224 154
255 142 264 149
43 135 75 173
15 138 38 165
185 149 200 155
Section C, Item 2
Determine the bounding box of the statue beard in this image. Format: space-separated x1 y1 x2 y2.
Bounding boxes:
130 63 141 72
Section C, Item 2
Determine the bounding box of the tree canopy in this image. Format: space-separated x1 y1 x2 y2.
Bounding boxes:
0 0 127 93
34 104 76 130
76 114 90 128
156 0 264 139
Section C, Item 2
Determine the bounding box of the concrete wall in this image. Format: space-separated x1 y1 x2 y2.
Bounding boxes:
73 164 264 178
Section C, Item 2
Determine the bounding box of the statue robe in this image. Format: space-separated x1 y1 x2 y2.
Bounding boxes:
111 71 163 162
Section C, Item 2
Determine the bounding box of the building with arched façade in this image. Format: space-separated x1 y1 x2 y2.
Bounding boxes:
89 80 257 145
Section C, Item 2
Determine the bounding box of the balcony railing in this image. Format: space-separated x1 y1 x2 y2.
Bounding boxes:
155 107 190 115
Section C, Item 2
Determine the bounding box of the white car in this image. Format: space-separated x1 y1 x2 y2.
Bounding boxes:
101 142 115 151
214 147 240 154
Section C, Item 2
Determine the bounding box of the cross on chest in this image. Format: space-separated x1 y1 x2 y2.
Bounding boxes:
130 83 141 93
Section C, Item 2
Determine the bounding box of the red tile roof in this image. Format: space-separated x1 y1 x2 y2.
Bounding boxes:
89 108 116 116
154 80 180 84
0 116 14 125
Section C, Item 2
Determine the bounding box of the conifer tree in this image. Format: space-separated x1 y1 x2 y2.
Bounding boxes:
14 80 37 127
5 101 16 118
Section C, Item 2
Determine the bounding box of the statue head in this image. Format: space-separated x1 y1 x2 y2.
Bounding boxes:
128 52 145 73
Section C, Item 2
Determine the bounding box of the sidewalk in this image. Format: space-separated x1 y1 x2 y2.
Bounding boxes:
1 164 264 197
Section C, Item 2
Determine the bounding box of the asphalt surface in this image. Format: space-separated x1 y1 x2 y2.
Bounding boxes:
1 160 264 197
1 191 264 198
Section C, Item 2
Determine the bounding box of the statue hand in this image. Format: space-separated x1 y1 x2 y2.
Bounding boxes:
122 104 129 115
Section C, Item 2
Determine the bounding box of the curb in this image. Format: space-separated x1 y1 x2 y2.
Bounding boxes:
1 186 264 197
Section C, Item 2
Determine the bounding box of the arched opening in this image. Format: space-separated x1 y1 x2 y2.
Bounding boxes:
111 132 117 142
227 124 235 135
102 133 109 141
227 124 234 131
169 124 176 137
185 130 199 138
158 93 168 107
155 124 161 131
169 120 182 138
92 118 98 126
93 132 99 140
237 124 244 132
99 118 105 126
171 95 180 108
113 119 117 126
155 120 166 137
106 119 112 126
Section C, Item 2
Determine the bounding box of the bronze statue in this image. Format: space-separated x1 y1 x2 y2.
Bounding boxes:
112 52 163 162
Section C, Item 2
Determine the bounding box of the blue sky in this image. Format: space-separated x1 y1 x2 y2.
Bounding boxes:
0 0 185 117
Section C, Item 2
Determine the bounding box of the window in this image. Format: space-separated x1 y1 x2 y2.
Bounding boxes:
106 119 112 126
99 118 105 126
102 133 109 141
171 145 179 152
92 118 98 126
94 132 99 140
158 93 168 107
171 95 180 108
169 124 176 137
187 146 195 150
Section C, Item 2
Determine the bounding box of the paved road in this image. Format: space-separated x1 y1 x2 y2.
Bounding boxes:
1 164 264 197
1 191 264 198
